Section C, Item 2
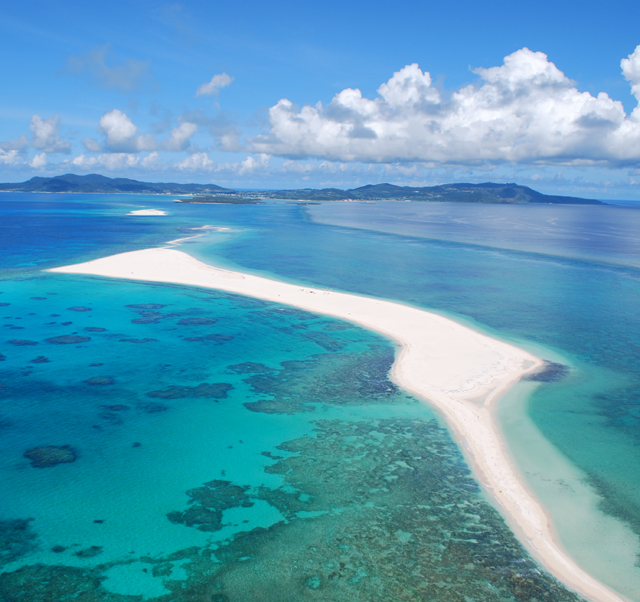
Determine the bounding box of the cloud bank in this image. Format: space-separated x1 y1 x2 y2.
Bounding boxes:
252 46 640 167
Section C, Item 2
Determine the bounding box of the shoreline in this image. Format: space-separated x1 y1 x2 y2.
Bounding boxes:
49 247 627 602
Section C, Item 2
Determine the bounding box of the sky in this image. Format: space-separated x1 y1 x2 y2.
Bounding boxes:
1 0 640 199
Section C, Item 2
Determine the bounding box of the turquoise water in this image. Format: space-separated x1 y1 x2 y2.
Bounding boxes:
1 193 638 600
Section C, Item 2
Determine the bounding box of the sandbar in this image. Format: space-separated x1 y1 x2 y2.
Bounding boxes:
127 209 167 216
49 247 627 602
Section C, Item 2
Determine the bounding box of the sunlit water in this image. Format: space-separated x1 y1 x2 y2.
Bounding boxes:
1 193 639 601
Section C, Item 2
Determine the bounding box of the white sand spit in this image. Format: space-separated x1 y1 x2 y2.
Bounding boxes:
127 209 167 216
49 248 627 602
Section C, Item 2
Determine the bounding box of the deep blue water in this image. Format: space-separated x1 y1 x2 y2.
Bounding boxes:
1 193 639 600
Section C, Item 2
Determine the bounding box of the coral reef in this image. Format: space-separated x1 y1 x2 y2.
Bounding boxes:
24 445 76 468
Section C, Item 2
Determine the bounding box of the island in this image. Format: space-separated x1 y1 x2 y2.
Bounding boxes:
0 174 605 205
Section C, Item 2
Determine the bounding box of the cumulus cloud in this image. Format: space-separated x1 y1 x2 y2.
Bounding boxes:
30 115 71 154
252 46 640 167
163 122 197 151
0 149 21 165
30 153 47 169
0 134 29 152
622 46 640 118
196 73 234 97
65 45 153 92
70 152 142 171
87 109 157 153
175 152 269 175
176 152 215 171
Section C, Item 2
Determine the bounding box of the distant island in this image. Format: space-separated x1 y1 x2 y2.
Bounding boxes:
0 174 605 205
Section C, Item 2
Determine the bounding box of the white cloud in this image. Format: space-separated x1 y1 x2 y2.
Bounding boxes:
96 109 157 153
196 73 234 97
0 134 29 152
622 46 640 117
238 153 270 175
82 138 102 152
176 152 215 171
29 115 71 154
0 149 21 165
163 122 197 151
252 46 640 167
65 45 153 92
70 152 142 171
30 153 47 169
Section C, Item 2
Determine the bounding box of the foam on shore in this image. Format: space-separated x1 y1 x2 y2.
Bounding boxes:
49 247 627 602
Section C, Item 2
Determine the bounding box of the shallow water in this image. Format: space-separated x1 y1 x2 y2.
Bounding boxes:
1 193 638 600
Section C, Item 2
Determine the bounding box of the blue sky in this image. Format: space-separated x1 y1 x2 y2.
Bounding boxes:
1 0 640 198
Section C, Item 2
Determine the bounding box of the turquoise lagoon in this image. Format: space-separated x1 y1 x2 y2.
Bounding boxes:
0 192 639 601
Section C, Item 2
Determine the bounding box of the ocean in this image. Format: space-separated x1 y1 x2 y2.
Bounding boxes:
0 192 638 601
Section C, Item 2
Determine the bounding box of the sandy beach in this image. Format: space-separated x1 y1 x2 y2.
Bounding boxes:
49 247 627 602
127 209 167 216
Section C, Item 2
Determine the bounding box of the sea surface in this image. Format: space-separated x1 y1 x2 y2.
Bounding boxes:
1 192 639 601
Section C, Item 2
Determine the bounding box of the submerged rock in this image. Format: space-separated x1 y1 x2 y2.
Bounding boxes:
244 399 315 414
119 337 157 344
46 335 90 344
24 445 76 468
178 317 217 326
147 382 233 399
73 546 102 558
29 356 50 363
525 361 570 383
184 333 234 343
0 518 38 565
85 376 114 386
66 306 91 312
8 340 37 346
84 327 106 332
125 303 166 310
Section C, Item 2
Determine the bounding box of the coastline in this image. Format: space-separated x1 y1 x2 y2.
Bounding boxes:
48 247 627 602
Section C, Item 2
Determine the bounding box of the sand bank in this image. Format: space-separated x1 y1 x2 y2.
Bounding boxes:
49 248 627 602
127 209 167 216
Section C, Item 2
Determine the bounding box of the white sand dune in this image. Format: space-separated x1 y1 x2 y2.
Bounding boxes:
49 247 627 602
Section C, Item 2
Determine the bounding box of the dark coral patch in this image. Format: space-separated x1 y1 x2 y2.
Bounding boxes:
85 376 114 386
125 303 166 310
524 361 570 383
30 297 47 301
24 445 76 468
0 518 38 565
227 362 274 374
244 400 315 414
30 356 50 364
147 382 233 399
0 354 5 361
46 335 90 344
119 337 157 343
8 340 37 346
167 480 254 532
67 307 91 312
73 546 102 558
139 402 169 413
0 303 10 307
103 404 130 411
61 322 72 326
89 363 103 367
84 327 106 332
184 334 233 343
178 317 216 326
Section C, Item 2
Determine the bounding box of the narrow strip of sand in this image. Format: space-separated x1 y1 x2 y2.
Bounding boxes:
49 248 627 602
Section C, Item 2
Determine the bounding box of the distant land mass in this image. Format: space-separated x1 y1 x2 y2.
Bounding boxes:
0 173 230 195
0 174 605 204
